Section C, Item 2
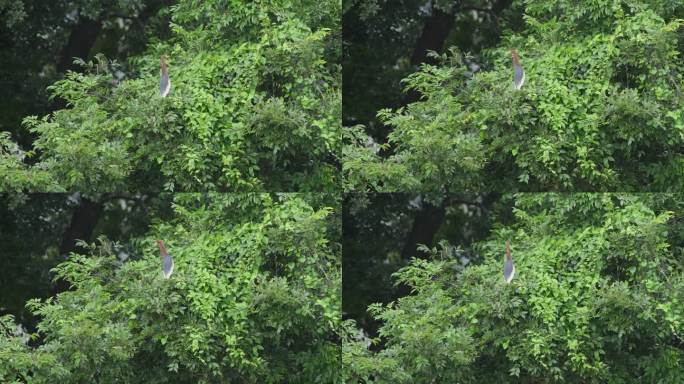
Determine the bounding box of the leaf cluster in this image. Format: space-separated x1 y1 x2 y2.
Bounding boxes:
344 194 684 383
343 2 684 192
0 194 341 383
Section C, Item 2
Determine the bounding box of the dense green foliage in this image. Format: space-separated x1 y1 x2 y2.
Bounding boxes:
0 0 172 150
0 193 170 329
0 195 71 329
342 0 521 138
344 0 684 192
343 193 684 382
0 194 341 383
1 0 341 193
342 193 498 335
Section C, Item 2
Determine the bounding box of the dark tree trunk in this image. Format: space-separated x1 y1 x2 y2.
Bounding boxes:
50 17 102 111
400 199 446 261
403 0 515 105
492 0 514 14
57 19 102 74
59 196 103 256
410 7 456 67
403 3 459 105
396 198 446 298
138 0 174 23
52 195 104 294
50 1 173 111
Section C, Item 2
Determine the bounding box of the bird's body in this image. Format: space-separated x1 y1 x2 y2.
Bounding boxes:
159 56 171 98
503 240 515 283
511 50 525 90
156 240 174 278
162 254 174 278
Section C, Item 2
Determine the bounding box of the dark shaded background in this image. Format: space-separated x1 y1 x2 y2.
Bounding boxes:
0 193 173 335
342 193 512 339
0 0 173 151
343 0 522 145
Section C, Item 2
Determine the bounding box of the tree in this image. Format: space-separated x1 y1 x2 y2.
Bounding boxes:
343 193 684 383
342 0 521 142
1 0 341 193
342 192 506 340
0 0 172 149
343 0 684 192
0 193 341 383
0 193 166 333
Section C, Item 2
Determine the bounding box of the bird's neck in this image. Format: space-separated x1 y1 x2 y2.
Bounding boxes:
511 53 520 66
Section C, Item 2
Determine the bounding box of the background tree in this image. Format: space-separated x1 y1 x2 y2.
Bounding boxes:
343 0 684 192
0 193 341 383
343 193 684 383
0 0 173 149
0 193 169 335
342 192 501 338
1 0 341 193
343 0 522 142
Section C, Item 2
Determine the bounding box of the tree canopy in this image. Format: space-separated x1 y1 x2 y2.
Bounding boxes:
343 193 684 382
0 193 341 383
1 0 341 193
5 1 684 382
343 0 684 192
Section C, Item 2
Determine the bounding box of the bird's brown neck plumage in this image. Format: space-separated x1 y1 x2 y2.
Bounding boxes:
156 240 167 257
510 50 520 67
160 56 167 74
505 240 512 261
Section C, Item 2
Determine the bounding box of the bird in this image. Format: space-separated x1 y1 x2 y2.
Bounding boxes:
159 55 171 97
510 49 525 90
156 240 174 279
503 240 515 283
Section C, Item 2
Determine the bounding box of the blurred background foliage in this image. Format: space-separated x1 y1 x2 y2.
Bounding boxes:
0 0 341 193
0 0 174 149
343 0 684 192
343 193 684 382
0 193 170 335
342 192 503 337
0 193 341 383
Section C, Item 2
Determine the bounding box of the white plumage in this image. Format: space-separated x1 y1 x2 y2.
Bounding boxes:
160 55 171 98
513 66 525 90
156 240 174 279
162 254 174 279
503 240 515 283
511 49 525 90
